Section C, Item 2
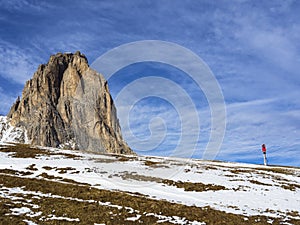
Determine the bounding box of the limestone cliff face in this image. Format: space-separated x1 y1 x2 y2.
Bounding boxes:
8 51 134 154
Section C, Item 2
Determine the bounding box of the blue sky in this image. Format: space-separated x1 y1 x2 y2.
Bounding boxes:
0 0 299 166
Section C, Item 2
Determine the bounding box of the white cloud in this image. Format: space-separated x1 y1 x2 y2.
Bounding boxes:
116 99 217 159
217 97 300 165
237 25 300 74
0 40 40 84
223 2 300 78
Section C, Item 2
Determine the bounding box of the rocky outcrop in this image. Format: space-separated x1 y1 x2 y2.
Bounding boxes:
7 51 134 154
0 116 27 143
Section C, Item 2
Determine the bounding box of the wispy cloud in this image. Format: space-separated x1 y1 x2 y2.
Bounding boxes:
0 0 51 12
234 15 300 77
118 100 206 158
0 0 299 166
217 96 300 166
0 40 41 84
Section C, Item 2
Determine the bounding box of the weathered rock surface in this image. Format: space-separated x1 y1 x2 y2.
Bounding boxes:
0 116 27 143
7 51 134 154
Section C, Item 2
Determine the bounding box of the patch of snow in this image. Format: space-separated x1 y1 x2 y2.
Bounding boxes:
28 211 43 217
13 200 40 210
0 116 28 144
10 207 31 215
44 215 80 222
146 213 206 225
58 138 77 150
126 214 141 221
23 220 38 225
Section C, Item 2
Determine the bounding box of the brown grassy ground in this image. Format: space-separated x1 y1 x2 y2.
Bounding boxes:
1 171 299 224
0 144 81 159
0 144 299 224
119 171 226 192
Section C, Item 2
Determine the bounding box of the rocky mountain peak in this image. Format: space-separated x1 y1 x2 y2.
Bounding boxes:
7 52 134 155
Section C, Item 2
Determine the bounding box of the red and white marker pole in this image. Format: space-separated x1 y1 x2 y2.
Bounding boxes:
262 144 267 166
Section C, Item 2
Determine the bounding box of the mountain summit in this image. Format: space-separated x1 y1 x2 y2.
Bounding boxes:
7 51 133 154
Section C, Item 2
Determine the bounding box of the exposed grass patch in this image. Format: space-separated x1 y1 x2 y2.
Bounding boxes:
144 160 158 166
257 167 298 176
232 185 250 192
38 172 89 186
70 171 80 174
143 160 170 168
26 164 38 171
120 172 162 183
42 166 80 175
116 156 131 162
249 180 272 186
204 165 219 170
119 172 226 192
0 144 48 158
94 158 119 163
93 155 137 164
0 169 19 175
38 172 61 180
60 152 83 159
281 183 300 191
224 174 235 177
230 169 253 174
0 144 81 159
55 167 77 174
42 166 54 170
162 179 226 192
0 169 34 176
287 210 300 218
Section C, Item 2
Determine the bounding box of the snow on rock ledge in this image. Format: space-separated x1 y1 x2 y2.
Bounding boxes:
0 116 28 144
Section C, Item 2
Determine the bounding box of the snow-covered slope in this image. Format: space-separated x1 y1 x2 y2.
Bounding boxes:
0 143 299 224
0 116 28 144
